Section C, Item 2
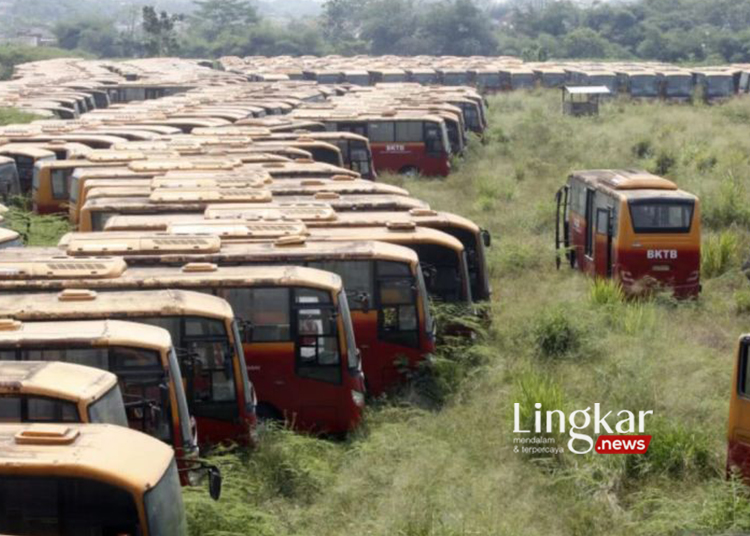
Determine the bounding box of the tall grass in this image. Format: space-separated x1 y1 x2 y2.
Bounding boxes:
702 230 740 279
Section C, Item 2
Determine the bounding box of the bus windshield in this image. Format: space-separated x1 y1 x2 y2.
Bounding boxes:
629 199 694 233
134 316 237 412
88 384 129 426
145 460 187 536
0 475 141 535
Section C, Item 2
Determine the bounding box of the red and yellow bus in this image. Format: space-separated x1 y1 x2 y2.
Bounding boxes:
0 260 365 435
0 288 257 447
291 111 452 176
556 169 700 297
55 235 434 396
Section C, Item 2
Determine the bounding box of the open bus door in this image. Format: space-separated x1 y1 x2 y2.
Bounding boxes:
555 185 570 269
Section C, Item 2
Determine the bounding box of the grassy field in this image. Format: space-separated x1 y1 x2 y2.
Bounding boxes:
10 90 750 534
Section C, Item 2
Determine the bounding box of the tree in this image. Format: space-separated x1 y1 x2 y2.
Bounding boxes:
191 0 259 36
422 0 497 56
360 0 420 55
142 6 182 57
53 18 123 57
562 27 609 58
321 0 367 48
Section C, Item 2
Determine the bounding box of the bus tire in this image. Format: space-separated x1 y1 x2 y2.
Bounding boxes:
399 166 419 176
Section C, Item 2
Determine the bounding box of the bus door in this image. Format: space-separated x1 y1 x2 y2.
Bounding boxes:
218 287 345 432
555 185 570 269
584 188 595 271
729 337 750 480
594 207 614 278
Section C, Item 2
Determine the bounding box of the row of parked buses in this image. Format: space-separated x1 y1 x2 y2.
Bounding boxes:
219 56 750 102
0 58 495 534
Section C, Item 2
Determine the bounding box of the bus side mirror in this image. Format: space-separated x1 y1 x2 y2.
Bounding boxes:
353 291 370 313
481 229 491 248
208 466 222 501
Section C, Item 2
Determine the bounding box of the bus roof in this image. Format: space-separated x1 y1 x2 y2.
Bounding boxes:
59 232 221 254
62 237 418 265
307 224 465 251
0 289 234 322
320 208 480 233
0 423 174 495
0 261 343 294
0 145 55 159
0 319 172 351
570 169 678 190
0 361 117 403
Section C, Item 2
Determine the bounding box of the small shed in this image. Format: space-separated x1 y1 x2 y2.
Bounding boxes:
562 86 610 116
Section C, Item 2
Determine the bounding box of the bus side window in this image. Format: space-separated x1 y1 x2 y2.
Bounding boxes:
396 122 423 142
308 260 373 310
368 122 395 143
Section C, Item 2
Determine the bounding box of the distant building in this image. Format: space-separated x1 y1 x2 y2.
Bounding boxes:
0 28 57 47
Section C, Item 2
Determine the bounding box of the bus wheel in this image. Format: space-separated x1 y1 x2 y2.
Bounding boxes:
399 166 419 176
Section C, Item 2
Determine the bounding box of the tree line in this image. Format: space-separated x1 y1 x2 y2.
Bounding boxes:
40 0 750 63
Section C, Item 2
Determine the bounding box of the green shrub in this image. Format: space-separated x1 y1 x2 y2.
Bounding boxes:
532 306 583 359
703 174 750 229
650 149 677 176
702 231 740 279
736 289 750 314
632 139 653 159
588 278 624 306
624 418 717 480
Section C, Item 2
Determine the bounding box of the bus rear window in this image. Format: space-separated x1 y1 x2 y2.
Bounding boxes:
628 200 694 233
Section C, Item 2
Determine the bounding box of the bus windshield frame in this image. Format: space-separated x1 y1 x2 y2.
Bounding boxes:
628 198 695 234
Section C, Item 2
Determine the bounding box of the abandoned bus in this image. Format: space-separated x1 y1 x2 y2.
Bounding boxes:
0 156 20 201
0 261 365 435
0 361 128 427
0 145 55 195
0 318 198 464
32 152 148 214
0 423 187 536
555 169 700 297
257 131 376 179
302 224 472 304
304 208 492 301
0 289 256 446
292 111 452 176
58 236 434 396
78 192 429 231
726 334 750 481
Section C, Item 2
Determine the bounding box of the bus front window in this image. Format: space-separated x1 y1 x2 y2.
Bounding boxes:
0 476 141 535
88 384 129 427
376 261 420 348
145 460 187 536
629 200 694 233
295 288 341 384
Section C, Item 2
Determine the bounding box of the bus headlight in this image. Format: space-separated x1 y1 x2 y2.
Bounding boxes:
351 390 365 408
